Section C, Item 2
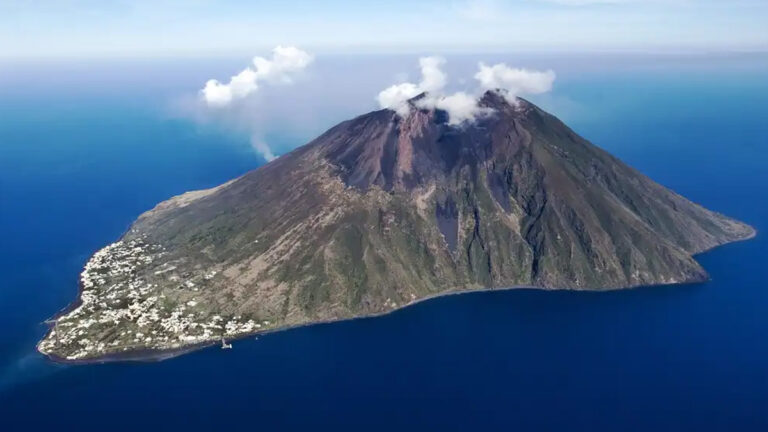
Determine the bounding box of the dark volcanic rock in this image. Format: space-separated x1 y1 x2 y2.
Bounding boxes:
39 91 755 361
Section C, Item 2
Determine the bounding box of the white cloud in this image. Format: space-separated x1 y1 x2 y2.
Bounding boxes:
251 45 314 84
475 62 555 102
201 79 235 107
201 67 258 107
376 55 484 124
197 45 314 162
376 55 447 116
418 56 448 93
377 56 556 125
376 82 422 116
434 92 489 125
201 45 313 107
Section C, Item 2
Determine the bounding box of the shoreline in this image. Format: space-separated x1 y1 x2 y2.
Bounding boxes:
39 226 757 365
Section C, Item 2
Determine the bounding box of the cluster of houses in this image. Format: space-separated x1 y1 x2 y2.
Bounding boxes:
38 237 271 360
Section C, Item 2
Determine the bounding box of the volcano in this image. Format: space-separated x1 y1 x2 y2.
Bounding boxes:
39 91 755 362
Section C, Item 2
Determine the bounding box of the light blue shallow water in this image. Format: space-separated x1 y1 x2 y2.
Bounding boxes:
0 54 766 431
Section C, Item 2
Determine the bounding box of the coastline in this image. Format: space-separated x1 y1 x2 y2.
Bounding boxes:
39 225 757 365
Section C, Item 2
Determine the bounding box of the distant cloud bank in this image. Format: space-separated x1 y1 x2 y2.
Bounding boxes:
376 56 556 125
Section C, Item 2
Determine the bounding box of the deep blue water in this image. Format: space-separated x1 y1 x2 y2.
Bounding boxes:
1 55 767 431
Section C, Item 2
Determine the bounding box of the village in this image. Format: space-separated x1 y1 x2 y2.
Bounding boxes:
38 237 271 361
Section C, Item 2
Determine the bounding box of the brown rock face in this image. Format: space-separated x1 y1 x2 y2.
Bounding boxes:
38 90 755 362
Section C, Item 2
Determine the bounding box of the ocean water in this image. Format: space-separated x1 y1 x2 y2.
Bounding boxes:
0 54 767 431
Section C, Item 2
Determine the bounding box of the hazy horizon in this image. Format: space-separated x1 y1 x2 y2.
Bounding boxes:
2 0 767 60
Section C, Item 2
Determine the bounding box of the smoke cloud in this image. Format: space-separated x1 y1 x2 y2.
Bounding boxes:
377 82 422 116
377 56 555 125
417 56 448 93
435 92 490 126
376 56 487 125
201 45 313 108
376 56 447 116
250 136 277 162
475 62 556 103
194 46 314 162
191 51 557 162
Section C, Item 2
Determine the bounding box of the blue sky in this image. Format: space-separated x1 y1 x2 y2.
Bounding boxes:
1 0 767 58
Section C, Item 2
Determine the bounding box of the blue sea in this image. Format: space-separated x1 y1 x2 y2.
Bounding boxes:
1 53 767 431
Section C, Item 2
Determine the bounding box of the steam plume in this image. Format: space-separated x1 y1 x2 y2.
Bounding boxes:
201 46 313 108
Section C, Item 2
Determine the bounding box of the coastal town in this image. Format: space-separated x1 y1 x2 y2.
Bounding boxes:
37 237 271 361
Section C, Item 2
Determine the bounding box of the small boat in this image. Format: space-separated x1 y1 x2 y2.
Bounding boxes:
221 338 232 349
